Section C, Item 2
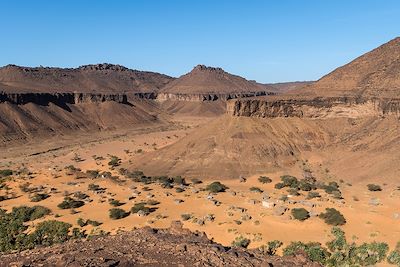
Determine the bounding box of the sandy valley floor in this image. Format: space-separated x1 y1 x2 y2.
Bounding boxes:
1 116 399 260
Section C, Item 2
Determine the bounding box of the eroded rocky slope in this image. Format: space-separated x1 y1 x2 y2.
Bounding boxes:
0 222 320 267
0 63 173 93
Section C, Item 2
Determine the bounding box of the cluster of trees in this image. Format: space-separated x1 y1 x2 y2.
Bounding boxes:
0 206 84 252
283 227 392 266
233 227 398 266
274 175 343 199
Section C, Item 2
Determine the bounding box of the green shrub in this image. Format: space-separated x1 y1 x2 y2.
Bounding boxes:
280 175 299 188
265 240 283 255
109 199 124 207
319 208 346 226
307 191 321 199
283 241 330 264
206 181 228 193
175 187 185 193
131 202 151 215
249 186 263 193
86 219 102 226
291 208 310 221
86 170 99 178
367 184 382 191
191 178 202 184
77 218 87 227
387 250 400 266
0 169 13 177
323 182 340 194
109 208 130 219
146 200 160 206
298 180 314 191
287 188 300 196
29 220 72 247
108 155 121 167
172 176 186 185
88 183 102 191
232 236 251 248
258 176 272 184
351 242 389 266
274 182 285 189
11 206 51 222
57 197 85 209
30 193 50 202
181 213 192 221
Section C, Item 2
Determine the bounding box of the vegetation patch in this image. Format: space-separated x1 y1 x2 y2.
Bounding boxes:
57 197 85 209
319 208 346 226
258 176 272 184
206 181 228 193
231 236 251 248
109 208 130 220
291 208 310 221
367 184 382 191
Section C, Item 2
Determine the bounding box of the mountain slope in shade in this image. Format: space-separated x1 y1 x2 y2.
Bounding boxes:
294 37 400 98
0 63 174 93
160 64 273 94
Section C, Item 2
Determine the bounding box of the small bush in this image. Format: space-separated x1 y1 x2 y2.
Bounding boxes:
87 219 102 226
367 184 382 191
287 188 300 196
191 178 202 184
387 249 400 265
232 236 251 248
57 197 85 209
146 200 160 206
30 193 50 202
298 180 314 191
108 156 121 167
0 169 13 177
29 220 72 246
352 242 389 266
249 187 263 193
109 208 129 220
109 199 124 207
280 175 298 188
283 241 330 264
274 182 285 189
181 213 192 221
291 208 310 221
307 191 321 199
77 218 87 227
258 176 272 184
264 240 283 255
172 176 186 185
131 202 151 215
86 170 99 179
11 205 51 222
206 181 228 193
175 187 185 193
319 208 346 226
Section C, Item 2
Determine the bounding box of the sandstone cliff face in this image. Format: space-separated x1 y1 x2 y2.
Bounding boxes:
156 91 272 102
227 97 400 118
0 92 129 105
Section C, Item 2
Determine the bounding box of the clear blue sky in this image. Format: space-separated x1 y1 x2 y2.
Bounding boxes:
0 0 399 83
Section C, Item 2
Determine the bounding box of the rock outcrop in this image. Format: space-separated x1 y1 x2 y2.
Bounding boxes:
160 64 274 94
156 91 272 101
0 223 321 267
0 92 129 105
227 96 400 118
0 63 174 93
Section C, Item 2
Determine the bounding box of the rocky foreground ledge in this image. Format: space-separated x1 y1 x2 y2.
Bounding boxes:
0 222 320 267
